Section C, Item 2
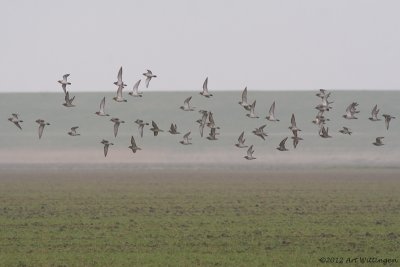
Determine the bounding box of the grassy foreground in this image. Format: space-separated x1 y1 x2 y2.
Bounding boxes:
0 168 399 266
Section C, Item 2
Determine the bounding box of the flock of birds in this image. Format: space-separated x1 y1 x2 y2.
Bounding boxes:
7 67 397 160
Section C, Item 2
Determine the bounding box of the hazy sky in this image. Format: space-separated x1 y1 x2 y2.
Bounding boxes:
1 0 400 92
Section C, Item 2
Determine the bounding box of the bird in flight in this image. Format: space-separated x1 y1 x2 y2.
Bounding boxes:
68 126 80 136
200 77 213 97
129 136 141 153
266 101 279 121
101 139 114 157
143 70 157 88
95 97 110 116
180 131 192 145
8 113 23 130
244 145 256 160
58 74 71 95
382 114 395 130
110 118 125 137
277 137 289 151
114 67 127 88
235 131 248 148
150 121 163 136
63 91 76 107
129 80 143 97
373 137 384 146
35 119 50 139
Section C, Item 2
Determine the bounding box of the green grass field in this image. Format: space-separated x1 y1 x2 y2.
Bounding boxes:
0 168 399 266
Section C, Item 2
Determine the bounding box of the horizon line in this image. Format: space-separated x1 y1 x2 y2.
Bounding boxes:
1 88 400 94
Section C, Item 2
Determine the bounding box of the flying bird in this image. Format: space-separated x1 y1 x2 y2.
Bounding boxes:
200 77 213 97
114 67 127 87
113 84 127 102
277 137 289 151
382 114 395 130
129 80 143 97
252 125 268 140
150 121 163 136
244 145 256 160
266 101 279 121
235 131 248 148
58 74 71 95
238 87 250 110
101 140 114 157
129 136 141 153
343 102 359 119
63 91 75 107
319 126 332 138
8 113 23 130
206 127 219 140
373 137 384 146
135 119 149 138
180 96 195 111
143 70 157 88
198 111 208 137
368 105 380 121
246 100 259 118
289 114 301 131
180 131 192 145
35 119 50 139
291 129 303 149
68 126 80 136
110 118 125 137
169 123 180 134
339 127 352 135
95 97 110 116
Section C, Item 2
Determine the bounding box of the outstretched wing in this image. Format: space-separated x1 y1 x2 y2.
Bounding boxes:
117 67 123 83
100 97 106 113
38 124 44 139
145 77 151 88
114 123 119 137
202 77 209 93
184 96 192 109
279 137 288 148
269 101 275 116
133 80 141 93
241 87 247 103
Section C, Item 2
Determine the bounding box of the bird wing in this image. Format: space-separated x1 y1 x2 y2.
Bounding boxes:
242 87 247 103
269 101 275 116
371 104 377 117
38 124 44 139
184 96 192 109
131 136 136 147
114 123 119 137
238 131 244 143
145 77 151 88
117 85 124 98
385 117 389 130
208 112 214 124
117 67 123 83
100 97 106 113
291 114 296 127
279 137 288 148
63 74 70 81
133 80 141 93
139 125 144 137
152 121 158 129
202 77 209 93
104 144 109 157
14 122 22 130
247 145 254 157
